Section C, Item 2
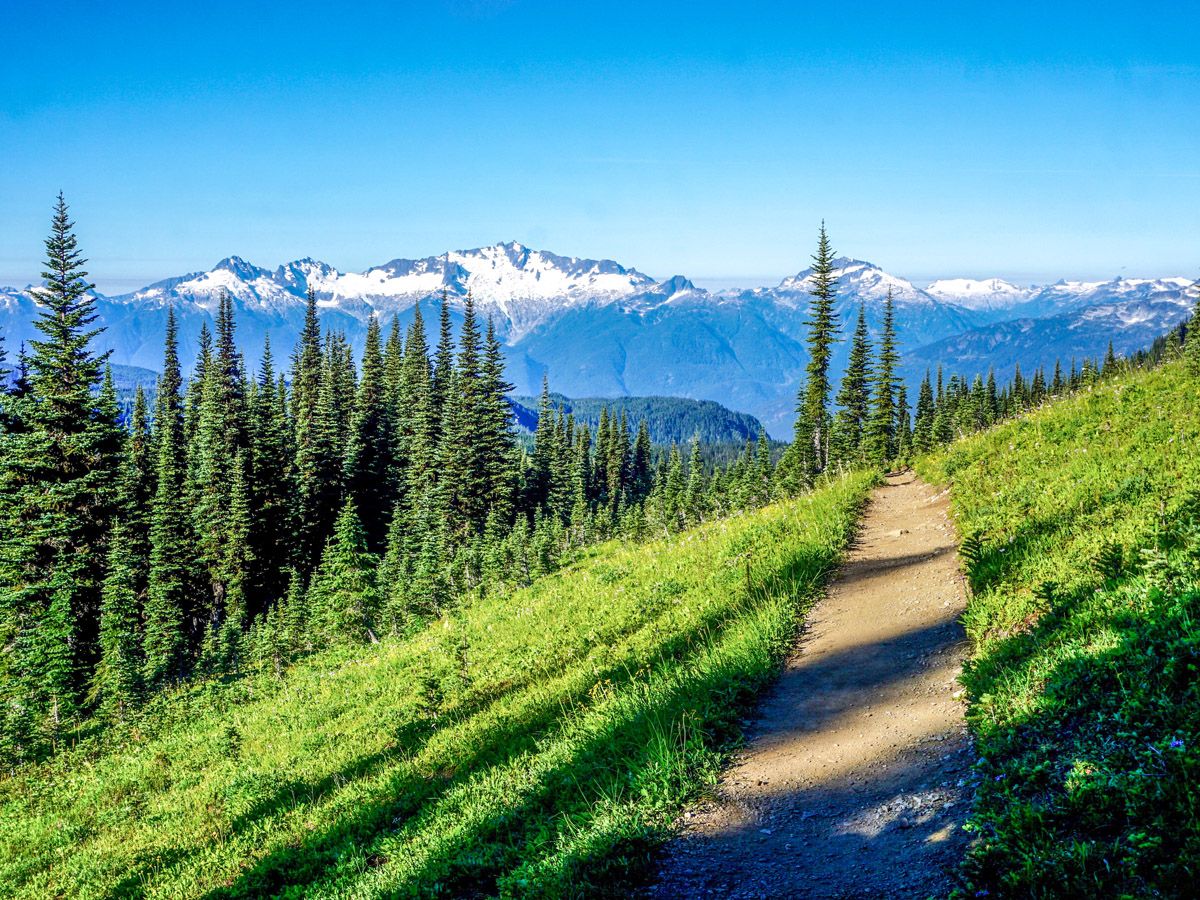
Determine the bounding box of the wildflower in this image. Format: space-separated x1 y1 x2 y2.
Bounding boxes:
1170 738 1185 750
994 773 1006 781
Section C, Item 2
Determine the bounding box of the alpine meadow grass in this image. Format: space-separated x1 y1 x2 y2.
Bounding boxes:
0 471 873 898
917 358 1200 897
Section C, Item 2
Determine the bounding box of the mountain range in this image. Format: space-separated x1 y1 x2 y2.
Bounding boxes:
2 242 1196 434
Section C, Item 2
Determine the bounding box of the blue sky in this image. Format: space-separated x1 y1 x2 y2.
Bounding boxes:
2 0 1199 292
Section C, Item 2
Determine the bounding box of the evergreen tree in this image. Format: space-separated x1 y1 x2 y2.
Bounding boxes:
399 304 437 500
913 370 935 452
628 419 653 503
1165 326 1183 359
93 385 154 719
216 450 254 663
831 304 872 464
343 316 396 551
1102 341 1117 375
0 195 121 753
479 317 516 519
781 224 840 487
431 291 455 427
895 384 912 459
247 338 295 611
308 500 381 644
190 291 248 633
1051 360 1065 395
1185 297 1200 376
293 315 344 576
865 288 900 463
143 309 198 689
684 435 706 523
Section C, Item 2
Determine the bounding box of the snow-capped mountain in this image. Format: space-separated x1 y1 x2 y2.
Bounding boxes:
1013 276 1195 321
925 278 1038 315
1 244 1195 435
903 280 1200 387
118 242 655 341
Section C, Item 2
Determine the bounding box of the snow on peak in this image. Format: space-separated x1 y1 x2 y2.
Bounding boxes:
925 277 1036 312
775 257 934 308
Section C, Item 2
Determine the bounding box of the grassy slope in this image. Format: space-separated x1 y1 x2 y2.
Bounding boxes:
0 472 873 899
917 361 1200 897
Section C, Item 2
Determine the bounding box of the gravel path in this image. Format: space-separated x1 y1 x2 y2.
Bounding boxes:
648 472 973 899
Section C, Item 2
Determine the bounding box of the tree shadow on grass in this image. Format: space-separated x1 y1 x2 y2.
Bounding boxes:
194 542 850 899
197 548 975 898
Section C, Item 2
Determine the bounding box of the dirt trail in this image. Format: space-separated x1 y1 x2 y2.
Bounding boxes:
649 472 973 899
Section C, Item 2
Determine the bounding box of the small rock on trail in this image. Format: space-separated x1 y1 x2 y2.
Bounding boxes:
646 472 973 899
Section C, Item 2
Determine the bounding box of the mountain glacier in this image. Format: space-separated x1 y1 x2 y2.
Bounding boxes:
1 242 1195 435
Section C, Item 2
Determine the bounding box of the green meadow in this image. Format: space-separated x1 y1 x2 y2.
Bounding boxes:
0 472 873 898
919 359 1200 897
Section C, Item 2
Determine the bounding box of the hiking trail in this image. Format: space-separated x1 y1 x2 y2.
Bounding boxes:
649 471 973 899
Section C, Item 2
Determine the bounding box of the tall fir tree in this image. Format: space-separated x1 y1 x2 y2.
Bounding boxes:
831 304 872 464
865 288 900 463
93 384 155 719
247 338 295 611
913 370 935 452
781 223 839 488
1185 296 1200 376
343 316 396 552
308 500 381 644
0 195 121 754
143 308 198 689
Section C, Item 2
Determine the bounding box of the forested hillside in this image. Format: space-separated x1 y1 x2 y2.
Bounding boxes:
918 344 1200 896
511 392 764 445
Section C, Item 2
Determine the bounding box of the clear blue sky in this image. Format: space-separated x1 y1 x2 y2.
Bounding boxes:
2 0 1199 293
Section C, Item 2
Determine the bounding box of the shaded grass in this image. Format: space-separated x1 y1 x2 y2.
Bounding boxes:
917 361 1200 898
0 471 873 898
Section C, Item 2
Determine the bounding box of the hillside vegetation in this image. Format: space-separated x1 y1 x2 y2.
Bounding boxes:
0 472 872 899
917 359 1200 897
510 394 766 446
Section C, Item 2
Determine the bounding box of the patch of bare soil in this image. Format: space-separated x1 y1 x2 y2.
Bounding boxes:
648 472 973 899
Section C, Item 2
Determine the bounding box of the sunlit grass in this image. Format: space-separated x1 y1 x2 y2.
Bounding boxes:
917 360 1200 897
0 471 873 898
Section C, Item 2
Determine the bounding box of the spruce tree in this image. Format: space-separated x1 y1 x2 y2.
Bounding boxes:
895 384 912 459
95 511 143 720
913 371 935 452
93 385 154 718
831 304 872 464
1185 297 1200 376
398 304 437 510
293 310 343 575
0 195 120 752
343 316 396 551
431 291 456 428
191 291 248 634
684 435 706 524
143 309 198 689
248 338 295 610
865 288 900 463
781 223 839 488
479 317 516 520
628 419 653 503
307 500 381 644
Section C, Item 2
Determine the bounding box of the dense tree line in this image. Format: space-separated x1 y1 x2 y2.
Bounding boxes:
907 306 1200 451
776 224 910 489
775 225 1200 477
